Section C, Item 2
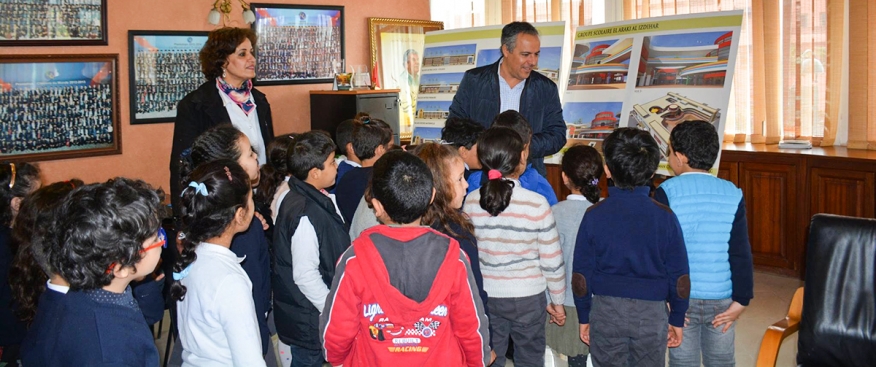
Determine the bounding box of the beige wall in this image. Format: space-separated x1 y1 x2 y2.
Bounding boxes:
4 0 430 193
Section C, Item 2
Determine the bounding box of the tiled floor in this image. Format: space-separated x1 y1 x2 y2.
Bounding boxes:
153 271 803 367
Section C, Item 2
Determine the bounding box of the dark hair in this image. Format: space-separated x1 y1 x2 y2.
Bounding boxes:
352 119 392 160
491 110 533 144
441 117 484 149
49 178 164 291
1 162 40 227
287 131 336 181
562 145 603 204
199 27 257 80
9 179 82 324
602 128 660 189
370 150 433 225
501 21 539 53
335 119 357 156
181 125 246 183
413 143 474 237
172 161 251 301
477 128 523 216
670 120 720 170
256 133 298 215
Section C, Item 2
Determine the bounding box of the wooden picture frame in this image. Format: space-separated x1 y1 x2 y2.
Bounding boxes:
250 3 344 85
368 18 443 140
128 30 209 124
0 0 108 46
0 54 121 162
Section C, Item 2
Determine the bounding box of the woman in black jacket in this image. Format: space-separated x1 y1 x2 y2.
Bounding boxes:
170 27 274 214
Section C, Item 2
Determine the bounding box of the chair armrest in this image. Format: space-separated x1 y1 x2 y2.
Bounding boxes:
756 287 804 367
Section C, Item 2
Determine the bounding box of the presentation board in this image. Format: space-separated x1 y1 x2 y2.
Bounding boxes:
559 11 743 175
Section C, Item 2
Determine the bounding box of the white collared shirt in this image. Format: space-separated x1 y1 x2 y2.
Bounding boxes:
497 59 526 113
178 243 265 367
46 280 69 294
216 88 266 165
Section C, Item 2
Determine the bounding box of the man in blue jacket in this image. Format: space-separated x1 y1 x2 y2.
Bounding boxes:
448 21 566 177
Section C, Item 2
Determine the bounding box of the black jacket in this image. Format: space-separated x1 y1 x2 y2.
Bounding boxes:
272 177 351 350
448 59 566 176
169 81 275 214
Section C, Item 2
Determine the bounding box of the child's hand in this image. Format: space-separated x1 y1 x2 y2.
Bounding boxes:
547 304 566 326
713 301 746 333
667 325 683 347
254 211 269 230
579 324 590 345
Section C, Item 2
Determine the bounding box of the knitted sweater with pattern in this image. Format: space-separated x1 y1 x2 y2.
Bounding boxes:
463 180 566 304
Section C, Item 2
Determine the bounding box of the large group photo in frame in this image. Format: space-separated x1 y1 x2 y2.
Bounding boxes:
250 3 344 85
0 54 120 162
128 30 208 124
0 0 107 46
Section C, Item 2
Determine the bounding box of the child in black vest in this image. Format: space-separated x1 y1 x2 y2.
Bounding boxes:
273 131 350 367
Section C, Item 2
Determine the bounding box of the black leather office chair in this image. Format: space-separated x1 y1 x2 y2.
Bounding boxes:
756 213 876 366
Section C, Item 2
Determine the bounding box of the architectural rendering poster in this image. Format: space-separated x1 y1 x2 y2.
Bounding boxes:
412 21 569 144
562 11 742 175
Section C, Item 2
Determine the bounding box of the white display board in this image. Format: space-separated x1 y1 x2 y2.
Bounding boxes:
558 11 743 175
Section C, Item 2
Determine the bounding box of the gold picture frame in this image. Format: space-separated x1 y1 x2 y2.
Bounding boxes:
368 18 443 140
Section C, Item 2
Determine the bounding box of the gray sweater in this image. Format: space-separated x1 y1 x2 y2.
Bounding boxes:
551 195 593 307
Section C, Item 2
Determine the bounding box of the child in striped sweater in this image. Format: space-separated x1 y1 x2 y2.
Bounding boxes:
463 127 566 367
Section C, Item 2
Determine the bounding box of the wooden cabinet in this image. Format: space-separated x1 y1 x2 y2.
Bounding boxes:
737 159 803 276
718 145 876 278
809 167 875 218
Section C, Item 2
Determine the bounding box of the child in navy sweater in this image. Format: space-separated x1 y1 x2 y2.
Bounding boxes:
336 118 392 224
441 117 484 180
656 121 753 367
22 178 165 367
573 128 690 366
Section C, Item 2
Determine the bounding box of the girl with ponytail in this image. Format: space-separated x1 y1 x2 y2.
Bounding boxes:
462 127 568 367
173 160 266 367
179 124 274 360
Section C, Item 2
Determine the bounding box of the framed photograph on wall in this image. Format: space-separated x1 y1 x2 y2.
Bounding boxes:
0 54 121 162
250 3 344 85
0 0 108 46
368 18 443 140
128 30 208 124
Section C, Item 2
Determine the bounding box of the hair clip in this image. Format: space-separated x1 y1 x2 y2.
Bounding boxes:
64 180 76 189
8 163 15 189
361 117 371 124
180 148 192 158
224 166 233 181
487 169 502 180
172 264 193 281
590 178 599 186
181 181 208 197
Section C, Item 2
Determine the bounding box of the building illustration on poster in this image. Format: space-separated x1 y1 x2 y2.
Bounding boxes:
412 22 570 143
628 92 721 158
568 38 633 90
636 31 733 88
560 11 743 175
